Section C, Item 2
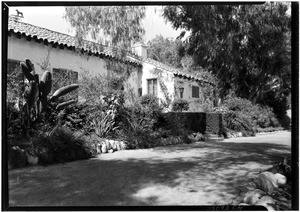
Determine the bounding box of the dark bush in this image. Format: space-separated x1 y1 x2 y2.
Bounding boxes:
222 96 281 133
223 111 255 134
171 99 189 112
31 127 95 165
116 96 193 149
139 94 160 110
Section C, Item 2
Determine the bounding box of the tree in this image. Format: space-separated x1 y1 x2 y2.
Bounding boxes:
64 6 145 59
163 3 291 119
147 35 182 68
64 6 145 96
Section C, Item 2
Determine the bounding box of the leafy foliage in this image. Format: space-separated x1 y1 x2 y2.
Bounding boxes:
147 35 182 68
64 6 145 59
171 99 189 112
163 3 291 118
139 94 160 110
92 110 118 138
31 127 94 165
218 96 281 135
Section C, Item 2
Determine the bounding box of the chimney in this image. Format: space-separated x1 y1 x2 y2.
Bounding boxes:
132 42 147 58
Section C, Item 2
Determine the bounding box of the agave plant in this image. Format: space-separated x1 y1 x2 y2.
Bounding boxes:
20 58 79 136
92 110 119 138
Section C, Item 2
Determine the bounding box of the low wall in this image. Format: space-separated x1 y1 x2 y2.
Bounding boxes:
163 112 223 136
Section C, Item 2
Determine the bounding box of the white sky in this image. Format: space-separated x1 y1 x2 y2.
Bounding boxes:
8 6 181 43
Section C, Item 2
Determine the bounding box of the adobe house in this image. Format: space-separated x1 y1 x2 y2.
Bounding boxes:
130 44 215 111
6 16 214 112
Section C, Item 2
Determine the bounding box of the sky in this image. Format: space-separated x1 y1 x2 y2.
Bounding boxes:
8 6 181 43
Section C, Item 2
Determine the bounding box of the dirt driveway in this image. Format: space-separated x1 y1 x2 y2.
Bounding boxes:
8 132 291 206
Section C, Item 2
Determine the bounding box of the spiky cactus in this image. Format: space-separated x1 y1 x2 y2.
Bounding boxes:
20 58 79 136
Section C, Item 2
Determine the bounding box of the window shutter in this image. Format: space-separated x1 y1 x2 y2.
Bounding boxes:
192 86 199 98
153 79 157 96
147 80 152 94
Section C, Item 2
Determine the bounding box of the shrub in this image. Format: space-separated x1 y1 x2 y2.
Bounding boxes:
139 94 160 110
171 99 189 112
58 102 90 133
31 127 94 165
222 96 281 133
116 96 194 149
223 110 255 134
92 110 118 138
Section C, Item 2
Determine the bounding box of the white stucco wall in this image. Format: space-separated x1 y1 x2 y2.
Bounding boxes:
174 77 205 112
141 62 175 108
7 34 108 79
7 34 205 112
124 68 141 104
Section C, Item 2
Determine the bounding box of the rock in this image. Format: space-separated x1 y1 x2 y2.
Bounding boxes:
195 133 204 141
227 133 233 138
105 139 111 150
109 140 117 151
256 172 279 193
101 142 107 153
116 141 121 151
8 146 27 169
108 149 114 153
188 134 195 141
26 151 38 165
255 196 276 211
255 196 275 205
274 173 287 186
119 141 127 150
243 189 266 205
96 143 101 154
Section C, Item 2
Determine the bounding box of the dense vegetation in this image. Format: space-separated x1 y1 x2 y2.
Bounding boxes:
7 4 291 169
161 3 291 127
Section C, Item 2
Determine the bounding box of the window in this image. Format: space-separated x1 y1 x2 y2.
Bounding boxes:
147 79 157 96
192 86 199 98
179 87 184 98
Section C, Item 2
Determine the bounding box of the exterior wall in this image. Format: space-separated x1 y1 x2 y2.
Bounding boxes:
124 68 142 104
7 34 108 79
174 77 204 112
141 62 175 109
7 33 205 112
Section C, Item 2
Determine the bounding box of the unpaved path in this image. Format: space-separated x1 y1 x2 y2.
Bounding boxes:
8 132 291 206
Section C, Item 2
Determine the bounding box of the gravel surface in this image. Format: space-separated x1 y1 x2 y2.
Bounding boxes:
8 132 291 206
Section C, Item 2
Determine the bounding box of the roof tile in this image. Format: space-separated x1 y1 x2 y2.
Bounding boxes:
8 17 140 65
8 17 210 83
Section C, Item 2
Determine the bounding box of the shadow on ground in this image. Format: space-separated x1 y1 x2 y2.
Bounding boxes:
8 136 291 206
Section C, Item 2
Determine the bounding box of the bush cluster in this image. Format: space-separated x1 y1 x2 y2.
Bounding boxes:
219 96 281 136
115 94 192 149
7 66 194 167
31 127 94 165
171 99 189 112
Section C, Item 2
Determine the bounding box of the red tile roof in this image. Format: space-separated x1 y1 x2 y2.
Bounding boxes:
7 16 141 66
7 16 212 84
129 56 213 84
